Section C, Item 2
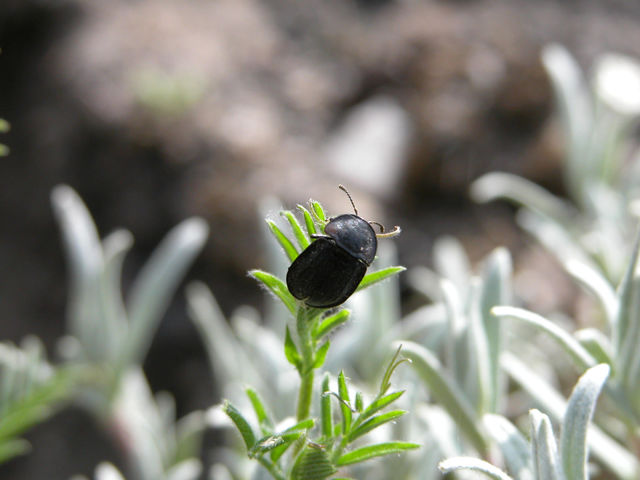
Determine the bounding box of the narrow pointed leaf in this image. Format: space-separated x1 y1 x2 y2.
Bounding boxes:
222 401 256 451
336 442 419 466
313 310 350 340
356 266 405 292
491 306 597 371
249 270 297 315
399 341 488 455
313 341 330 369
359 391 404 422
281 210 310 250
310 200 327 225
348 410 407 442
483 414 533 480
124 218 209 367
561 364 610 480
246 388 274 434
439 457 515 480
321 374 332 438
297 204 318 236
0 438 31 464
338 371 352 433
530 409 564 480
565 260 617 326
266 219 298 262
284 325 303 371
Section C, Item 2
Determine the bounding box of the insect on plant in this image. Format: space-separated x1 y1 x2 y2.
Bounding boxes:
286 185 401 308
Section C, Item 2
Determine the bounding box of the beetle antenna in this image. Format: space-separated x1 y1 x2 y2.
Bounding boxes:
376 225 402 238
369 221 385 232
338 184 358 216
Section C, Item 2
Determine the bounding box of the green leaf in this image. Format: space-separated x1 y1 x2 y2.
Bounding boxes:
313 310 350 340
297 204 318 236
284 326 303 372
281 210 310 250
483 414 533 480
491 306 597 371
439 457 515 480
574 328 613 366
291 444 336 480
503 352 639 480
338 371 352 434
266 219 299 262
336 442 419 466
123 217 209 368
354 392 363 413
249 270 297 315
310 200 327 225
222 400 256 451
470 172 575 224
0 438 31 464
399 341 488 455
246 387 274 435
321 374 332 438
530 409 565 480
356 266 406 292
347 410 407 442
313 341 330 369
561 364 610 480
480 247 511 413
358 391 404 422
564 260 617 326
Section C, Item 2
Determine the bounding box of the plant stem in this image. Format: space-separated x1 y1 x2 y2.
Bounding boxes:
296 306 318 421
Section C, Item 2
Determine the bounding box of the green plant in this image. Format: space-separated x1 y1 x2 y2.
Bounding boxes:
51 185 209 480
440 364 611 480
196 198 417 479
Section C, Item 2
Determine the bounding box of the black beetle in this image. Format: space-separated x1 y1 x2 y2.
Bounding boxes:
286 185 400 308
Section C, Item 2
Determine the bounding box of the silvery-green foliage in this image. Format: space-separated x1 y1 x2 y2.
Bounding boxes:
399 238 512 458
0 337 75 463
472 45 640 282
440 364 612 480
51 185 208 480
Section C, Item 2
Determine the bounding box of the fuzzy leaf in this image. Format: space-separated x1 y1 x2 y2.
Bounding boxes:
561 364 610 480
530 409 565 480
399 341 488 455
439 457 515 480
565 260 617 326
320 374 332 438
123 217 209 367
336 442 419 466
313 341 330 369
347 410 407 442
284 326 303 372
480 247 511 413
297 204 318 236
356 266 406 292
281 210 310 250
310 200 327 225
338 371 352 433
313 310 350 340
359 391 404 422
249 270 297 315
222 401 256 451
246 388 274 434
483 414 533 480
491 306 597 371
266 219 299 262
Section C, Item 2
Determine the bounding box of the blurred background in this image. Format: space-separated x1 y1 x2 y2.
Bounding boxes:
1 0 640 478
